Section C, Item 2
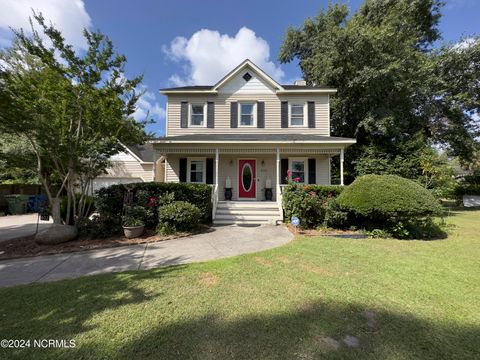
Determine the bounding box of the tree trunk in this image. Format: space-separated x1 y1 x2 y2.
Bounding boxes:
51 197 62 224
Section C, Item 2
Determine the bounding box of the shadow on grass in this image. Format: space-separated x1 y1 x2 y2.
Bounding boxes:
2 284 478 359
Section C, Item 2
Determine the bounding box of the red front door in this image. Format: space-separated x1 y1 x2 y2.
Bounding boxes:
238 160 256 198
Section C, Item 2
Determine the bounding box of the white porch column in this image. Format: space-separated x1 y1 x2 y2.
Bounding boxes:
215 148 219 187
340 148 344 186
276 148 280 187
152 150 157 182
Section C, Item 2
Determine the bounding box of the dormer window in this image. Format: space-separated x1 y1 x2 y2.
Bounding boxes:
289 103 306 127
242 72 252 82
190 103 206 127
239 102 256 127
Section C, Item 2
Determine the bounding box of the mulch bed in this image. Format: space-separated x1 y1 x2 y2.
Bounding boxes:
0 225 211 260
286 223 366 238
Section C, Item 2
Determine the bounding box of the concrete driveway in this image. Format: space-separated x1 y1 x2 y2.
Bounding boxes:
0 224 293 288
0 214 53 243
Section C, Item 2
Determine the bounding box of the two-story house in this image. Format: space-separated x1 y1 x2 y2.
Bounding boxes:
153 59 355 224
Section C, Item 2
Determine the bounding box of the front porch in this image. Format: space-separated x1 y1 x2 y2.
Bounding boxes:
154 143 350 224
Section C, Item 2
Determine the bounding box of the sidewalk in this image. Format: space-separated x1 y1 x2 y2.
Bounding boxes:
0 224 293 288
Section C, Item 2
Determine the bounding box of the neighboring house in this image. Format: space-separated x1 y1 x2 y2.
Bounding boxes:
153 59 355 224
93 143 162 192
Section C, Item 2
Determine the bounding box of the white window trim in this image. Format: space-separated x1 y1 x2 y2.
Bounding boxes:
189 103 207 127
238 102 257 127
289 157 309 184
187 157 206 184
288 102 308 127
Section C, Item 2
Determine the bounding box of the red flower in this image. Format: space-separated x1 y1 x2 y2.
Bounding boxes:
147 196 157 207
287 169 292 177
293 177 301 182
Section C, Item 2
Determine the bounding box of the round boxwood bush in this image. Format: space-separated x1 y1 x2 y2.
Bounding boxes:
337 175 443 221
157 201 201 235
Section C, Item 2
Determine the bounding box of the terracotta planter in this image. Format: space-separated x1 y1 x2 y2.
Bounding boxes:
123 225 145 239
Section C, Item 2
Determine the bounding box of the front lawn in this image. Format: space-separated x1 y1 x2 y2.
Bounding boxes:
0 210 479 359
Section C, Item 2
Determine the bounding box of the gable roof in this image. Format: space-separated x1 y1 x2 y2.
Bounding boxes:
160 59 336 94
212 59 283 91
121 143 154 163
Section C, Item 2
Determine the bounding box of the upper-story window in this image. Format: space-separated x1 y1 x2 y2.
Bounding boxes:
239 103 256 127
190 103 206 127
289 103 306 127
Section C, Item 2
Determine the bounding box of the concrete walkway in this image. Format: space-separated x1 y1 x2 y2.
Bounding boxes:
0 214 53 243
0 224 293 288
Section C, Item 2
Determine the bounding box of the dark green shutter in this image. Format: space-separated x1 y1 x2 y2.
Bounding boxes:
180 102 188 128
207 102 214 128
206 158 214 184
308 101 315 128
179 158 187 182
281 159 288 184
308 158 316 184
281 101 288 128
230 102 238 128
257 101 265 128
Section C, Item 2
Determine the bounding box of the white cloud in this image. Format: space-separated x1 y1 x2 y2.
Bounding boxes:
133 88 165 123
452 37 478 51
0 0 92 50
163 27 284 85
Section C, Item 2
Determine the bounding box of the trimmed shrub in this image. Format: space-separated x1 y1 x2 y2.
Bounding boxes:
94 182 212 228
282 184 342 228
337 175 443 220
336 175 444 238
157 201 201 235
77 214 122 239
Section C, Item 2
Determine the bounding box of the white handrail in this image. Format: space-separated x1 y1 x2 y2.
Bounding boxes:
211 184 218 220
277 184 284 221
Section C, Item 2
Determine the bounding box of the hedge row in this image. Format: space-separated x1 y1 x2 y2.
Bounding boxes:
95 182 212 224
454 184 480 197
282 184 344 228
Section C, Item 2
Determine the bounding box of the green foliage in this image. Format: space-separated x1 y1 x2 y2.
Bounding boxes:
324 198 349 229
282 184 342 228
335 175 445 238
157 201 201 235
454 184 480 197
60 194 95 224
122 206 146 227
0 133 38 184
337 175 443 220
77 214 122 239
279 1 480 177
0 12 148 224
94 182 212 231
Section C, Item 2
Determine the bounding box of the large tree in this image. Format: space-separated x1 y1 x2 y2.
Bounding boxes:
0 13 149 224
279 0 479 181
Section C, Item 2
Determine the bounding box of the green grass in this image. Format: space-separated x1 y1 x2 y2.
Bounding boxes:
1 210 479 359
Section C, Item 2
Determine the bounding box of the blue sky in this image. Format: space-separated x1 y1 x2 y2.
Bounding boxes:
1 0 479 136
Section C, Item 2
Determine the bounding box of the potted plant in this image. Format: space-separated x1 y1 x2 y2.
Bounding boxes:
122 206 146 238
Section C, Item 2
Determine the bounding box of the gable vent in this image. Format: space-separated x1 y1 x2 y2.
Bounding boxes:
242 72 252 82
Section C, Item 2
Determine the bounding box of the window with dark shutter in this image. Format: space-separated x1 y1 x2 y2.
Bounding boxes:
180 102 189 128
308 158 316 184
179 158 187 182
207 102 214 128
230 102 238 128
206 158 214 184
308 101 315 128
281 101 288 128
257 101 265 128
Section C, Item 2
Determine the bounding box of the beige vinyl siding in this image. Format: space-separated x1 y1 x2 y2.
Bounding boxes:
164 154 331 200
166 93 330 136
103 161 154 182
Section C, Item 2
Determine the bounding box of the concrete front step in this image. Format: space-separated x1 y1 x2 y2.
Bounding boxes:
217 201 278 209
216 209 279 216
214 201 282 225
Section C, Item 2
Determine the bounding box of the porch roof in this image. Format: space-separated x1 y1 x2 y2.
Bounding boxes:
151 134 356 145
